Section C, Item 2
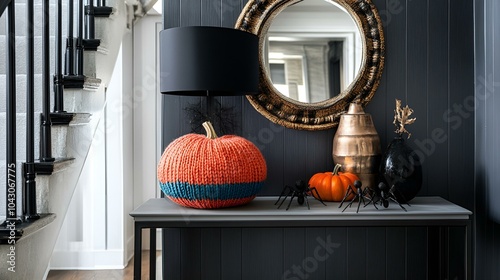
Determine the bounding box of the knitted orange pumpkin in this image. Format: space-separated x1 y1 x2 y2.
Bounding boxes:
157 121 267 209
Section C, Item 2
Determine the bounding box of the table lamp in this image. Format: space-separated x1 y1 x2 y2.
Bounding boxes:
158 26 266 209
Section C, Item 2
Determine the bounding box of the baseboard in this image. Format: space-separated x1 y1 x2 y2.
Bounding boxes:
126 235 134 262
49 249 127 270
51 231 163 269
43 264 50 280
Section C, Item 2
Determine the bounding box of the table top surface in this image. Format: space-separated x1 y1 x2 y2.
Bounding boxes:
130 196 472 223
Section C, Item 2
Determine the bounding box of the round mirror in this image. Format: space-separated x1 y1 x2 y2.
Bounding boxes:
236 0 385 130
266 0 362 103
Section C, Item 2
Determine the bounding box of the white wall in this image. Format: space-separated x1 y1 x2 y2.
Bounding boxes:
49 11 163 270
50 32 136 270
105 30 136 267
132 14 163 250
121 30 136 266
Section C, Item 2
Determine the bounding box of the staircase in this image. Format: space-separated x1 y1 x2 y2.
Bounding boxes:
0 0 155 278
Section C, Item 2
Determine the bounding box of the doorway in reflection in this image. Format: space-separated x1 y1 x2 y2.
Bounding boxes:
268 39 346 103
328 40 343 98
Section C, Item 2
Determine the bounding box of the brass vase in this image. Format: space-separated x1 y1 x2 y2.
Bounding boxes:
332 103 381 189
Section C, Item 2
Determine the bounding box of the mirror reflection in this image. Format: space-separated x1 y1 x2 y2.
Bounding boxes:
265 0 362 103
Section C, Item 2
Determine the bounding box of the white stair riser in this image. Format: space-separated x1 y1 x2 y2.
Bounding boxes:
0 160 26 217
0 74 45 113
0 36 56 76
0 160 50 216
64 86 104 113
0 112 71 161
0 73 102 116
0 113 38 161
0 0 119 37
0 35 112 78
0 2 119 79
0 2 80 37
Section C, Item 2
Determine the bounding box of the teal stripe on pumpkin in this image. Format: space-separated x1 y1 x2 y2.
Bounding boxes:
159 181 264 200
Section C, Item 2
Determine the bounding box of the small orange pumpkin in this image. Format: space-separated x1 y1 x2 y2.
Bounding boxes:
308 164 359 202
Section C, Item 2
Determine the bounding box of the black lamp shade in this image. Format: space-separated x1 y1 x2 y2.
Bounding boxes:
160 26 259 96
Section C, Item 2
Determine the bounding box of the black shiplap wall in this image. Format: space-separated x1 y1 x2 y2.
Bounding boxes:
161 0 476 279
474 0 500 279
162 0 475 207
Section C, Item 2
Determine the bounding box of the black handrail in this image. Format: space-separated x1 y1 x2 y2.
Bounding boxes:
24 0 39 220
40 0 54 162
53 0 64 113
5 0 20 224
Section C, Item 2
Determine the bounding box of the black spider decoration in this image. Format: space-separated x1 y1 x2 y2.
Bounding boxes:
275 180 326 210
339 180 371 213
364 182 410 211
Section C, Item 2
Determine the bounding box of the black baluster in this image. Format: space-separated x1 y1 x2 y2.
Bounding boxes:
24 0 39 220
53 0 65 113
40 0 55 162
86 0 95 39
65 0 74 76
94 0 112 16
64 0 85 88
75 0 85 75
83 0 100 50
83 0 112 50
5 0 22 225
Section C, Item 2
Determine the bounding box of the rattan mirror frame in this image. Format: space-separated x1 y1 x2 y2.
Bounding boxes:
235 0 385 130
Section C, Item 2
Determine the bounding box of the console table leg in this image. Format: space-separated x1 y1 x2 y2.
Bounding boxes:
466 221 472 280
442 227 450 279
150 228 157 279
134 223 142 279
162 228 167 280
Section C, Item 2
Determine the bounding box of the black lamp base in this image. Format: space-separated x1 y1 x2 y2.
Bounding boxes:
184 96 237 135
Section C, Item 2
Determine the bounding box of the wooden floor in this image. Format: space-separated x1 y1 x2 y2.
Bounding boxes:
46 251 161 280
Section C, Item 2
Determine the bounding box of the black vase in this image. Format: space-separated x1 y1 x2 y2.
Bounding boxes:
380 136 422 203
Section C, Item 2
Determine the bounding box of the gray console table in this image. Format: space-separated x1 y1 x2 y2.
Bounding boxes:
130 196 472 279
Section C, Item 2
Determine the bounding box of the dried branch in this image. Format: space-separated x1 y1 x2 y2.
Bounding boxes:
393 99 416 138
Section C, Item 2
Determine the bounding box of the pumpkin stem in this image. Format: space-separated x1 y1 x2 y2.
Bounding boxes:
202 121 218 139
332 163 342 175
